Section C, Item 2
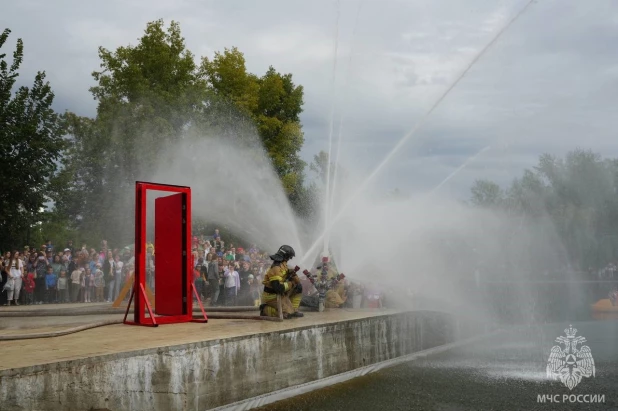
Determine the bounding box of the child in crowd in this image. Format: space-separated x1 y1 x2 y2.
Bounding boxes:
57 270 68 303
94 264 105 302
45 265 58 304
23 270 35 305
70 267 82 302
82 267 92 302
88 269 96 302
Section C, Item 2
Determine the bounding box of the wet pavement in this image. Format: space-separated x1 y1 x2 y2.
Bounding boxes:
260 320 618 411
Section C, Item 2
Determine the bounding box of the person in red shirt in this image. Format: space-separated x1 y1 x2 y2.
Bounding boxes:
23 271 35 305
192 265 204 303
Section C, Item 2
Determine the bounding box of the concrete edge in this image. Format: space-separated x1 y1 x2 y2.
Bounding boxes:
208 328 506 411
0 310 426 377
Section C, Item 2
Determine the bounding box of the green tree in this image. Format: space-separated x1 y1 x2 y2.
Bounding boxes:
0 28 65 251
59 20 312 245
309 150 348 188
504 170 547 215
305 149 353 223
470 179 504 208
47 113 105 246
310 150 331 184
62 20 207 244
200 49 306 197
198 47 260 143
255 66 305 196
470 149 618 270
90 19 205 184
200 47 259 115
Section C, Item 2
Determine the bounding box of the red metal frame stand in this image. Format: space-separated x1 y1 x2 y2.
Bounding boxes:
191 282 208 323
124 181 208 327
123 284 159 326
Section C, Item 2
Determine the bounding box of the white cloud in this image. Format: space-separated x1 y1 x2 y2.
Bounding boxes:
252 25 334 64
2 0 618 200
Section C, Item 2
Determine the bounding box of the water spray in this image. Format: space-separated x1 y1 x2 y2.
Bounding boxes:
328 0 365 229
303 256 346 312
395 145 492 244
427 145 492 196
323 0 342 258
301 0 537 266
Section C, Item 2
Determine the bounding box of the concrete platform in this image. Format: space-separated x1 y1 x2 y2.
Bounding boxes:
0 309 396 371
0 309 491 411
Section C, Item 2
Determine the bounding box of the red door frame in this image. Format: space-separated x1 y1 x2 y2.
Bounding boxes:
123 181 207 327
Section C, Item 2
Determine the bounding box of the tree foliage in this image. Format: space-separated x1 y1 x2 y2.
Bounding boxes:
309 150 348 187
470 180 503 208
200 48 306 195
90 19 205 183
310 150 330 184
0 28 65 251
51 20 313 244
305 149 351 223
470 148 618 269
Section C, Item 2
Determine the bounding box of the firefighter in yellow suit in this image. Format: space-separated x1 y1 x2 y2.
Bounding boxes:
260 245 304 319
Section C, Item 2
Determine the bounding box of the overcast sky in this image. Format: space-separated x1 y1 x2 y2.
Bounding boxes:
3 0 618 199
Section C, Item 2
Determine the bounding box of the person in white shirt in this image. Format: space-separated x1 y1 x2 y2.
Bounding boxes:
5 251 24 306
223 264 240 306
113 255 124 301
127 249 135 267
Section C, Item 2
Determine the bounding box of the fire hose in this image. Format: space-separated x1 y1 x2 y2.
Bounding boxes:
0 312 282 341
1 266 324 341
0 306 259 317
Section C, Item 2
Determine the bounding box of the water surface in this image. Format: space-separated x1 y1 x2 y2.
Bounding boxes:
259 321 618 410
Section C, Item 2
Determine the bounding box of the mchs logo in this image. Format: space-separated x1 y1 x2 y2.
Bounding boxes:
546 324 595 390
537 325 604 404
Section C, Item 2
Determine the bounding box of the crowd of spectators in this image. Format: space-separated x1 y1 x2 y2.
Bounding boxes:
1 239 133 306
5 229 618 310
1 229 383 310
191 231 278 307
593 262 618 280
190 232 380 309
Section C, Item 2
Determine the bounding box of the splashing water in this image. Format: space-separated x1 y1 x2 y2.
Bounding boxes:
427 145 492 196
149 134 305 256
300 0 537 266
323 0 342 258
327 0 365 256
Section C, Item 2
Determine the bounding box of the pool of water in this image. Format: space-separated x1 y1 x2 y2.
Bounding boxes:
258 321 618 411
